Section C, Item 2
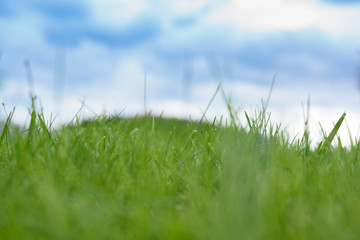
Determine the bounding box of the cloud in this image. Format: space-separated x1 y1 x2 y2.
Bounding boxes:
34 0 217 47
230 30 357 81
0 0 161 48
86 15 161 47
207 0 360 36
33 1 162 47
1 0 357 89
41 15 161 47
208 0 317 31
150 27 358 85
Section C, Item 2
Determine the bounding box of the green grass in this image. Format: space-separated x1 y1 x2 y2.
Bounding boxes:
1 99 360 239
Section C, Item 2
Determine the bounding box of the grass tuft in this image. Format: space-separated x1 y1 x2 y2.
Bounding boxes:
0 96 359 239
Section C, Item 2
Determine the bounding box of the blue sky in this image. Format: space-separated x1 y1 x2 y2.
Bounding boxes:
0 0 360 143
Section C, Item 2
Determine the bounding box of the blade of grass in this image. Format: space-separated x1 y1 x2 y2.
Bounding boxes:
37 112 55 145
198 82 221 125
0 107 15 146
262 74 276 113
27 96 37 145
260 75 276 129
319 112 346 155
244 111 252 131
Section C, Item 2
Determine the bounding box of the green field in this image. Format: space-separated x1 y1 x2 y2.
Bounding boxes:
0 97 360 239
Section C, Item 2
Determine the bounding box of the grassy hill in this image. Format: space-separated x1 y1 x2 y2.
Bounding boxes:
0 104 359 239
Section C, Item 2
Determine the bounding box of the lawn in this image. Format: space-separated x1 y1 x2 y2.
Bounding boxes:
0 97 360 239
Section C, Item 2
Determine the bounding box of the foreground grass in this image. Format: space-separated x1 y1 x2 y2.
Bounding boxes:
0 104 360 239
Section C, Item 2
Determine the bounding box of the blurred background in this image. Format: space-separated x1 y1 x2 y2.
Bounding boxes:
0 0 360 143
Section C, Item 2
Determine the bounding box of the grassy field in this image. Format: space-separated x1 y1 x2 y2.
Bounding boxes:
0 98 360 239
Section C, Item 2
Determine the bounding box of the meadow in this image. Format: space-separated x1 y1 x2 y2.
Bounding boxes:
0 91 360 240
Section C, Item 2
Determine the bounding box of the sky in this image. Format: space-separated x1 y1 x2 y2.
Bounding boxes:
0 0 360 144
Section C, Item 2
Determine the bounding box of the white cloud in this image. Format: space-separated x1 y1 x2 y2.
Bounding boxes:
207 0 360 36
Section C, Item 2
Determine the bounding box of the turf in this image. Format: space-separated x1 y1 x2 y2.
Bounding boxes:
0 101 360 239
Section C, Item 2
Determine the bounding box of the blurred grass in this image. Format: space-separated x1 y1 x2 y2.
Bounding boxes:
0 99 359 239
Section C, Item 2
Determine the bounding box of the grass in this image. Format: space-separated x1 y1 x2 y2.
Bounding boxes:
1 95 360 239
